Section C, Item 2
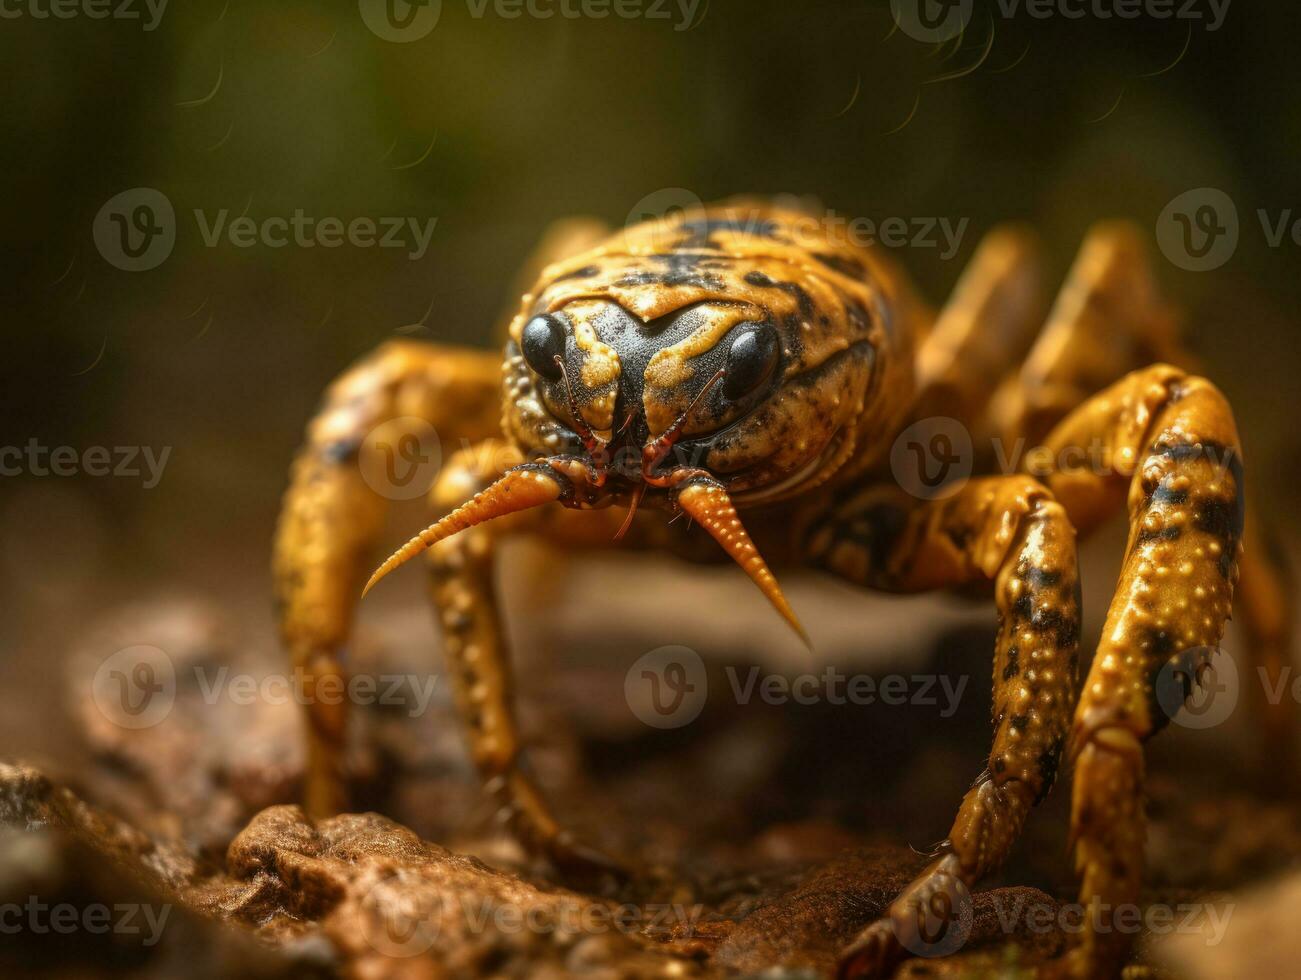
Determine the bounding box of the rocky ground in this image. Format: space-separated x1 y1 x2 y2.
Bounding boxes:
3 547 1299 979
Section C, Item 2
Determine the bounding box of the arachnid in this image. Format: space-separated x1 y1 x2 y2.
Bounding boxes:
274 200 1292 977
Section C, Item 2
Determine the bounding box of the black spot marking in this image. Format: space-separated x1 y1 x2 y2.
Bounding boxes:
679 217 780 249
1195 495 1244 543
844 299 873 336
1147 628 1176 657
1011 714 1029 732
813 251 866 278
816 501 909 584
614 269 725 291
1025 567 1061 589
1150 484 1190 506
1137 525 1183 544
1034 735 1066 804
1002 645 1021 681
743 270 815 318
322 437 361 464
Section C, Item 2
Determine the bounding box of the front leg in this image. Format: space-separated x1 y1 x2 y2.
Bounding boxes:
274 341 501 818
425 440 631 885
1036 365 1245 977
807 475 1081 977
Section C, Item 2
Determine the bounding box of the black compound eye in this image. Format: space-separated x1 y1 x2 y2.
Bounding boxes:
521 314 566 380
723 324 779 399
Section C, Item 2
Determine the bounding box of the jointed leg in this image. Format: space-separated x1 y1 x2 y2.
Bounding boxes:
983 224 1293 779
274 341 500 818
1036 364 1245 976
807 475 1081 977
423 440 630 882
912 225 1046 425
984 222 1186 450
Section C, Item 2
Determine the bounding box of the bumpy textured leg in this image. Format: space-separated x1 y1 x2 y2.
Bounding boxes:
274 341 500 818
424 440 630 883
984 224 1294 777
807 476 1081 977
1032 364 1244 976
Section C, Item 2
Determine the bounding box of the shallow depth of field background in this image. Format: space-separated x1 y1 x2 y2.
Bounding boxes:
3 0 1300 767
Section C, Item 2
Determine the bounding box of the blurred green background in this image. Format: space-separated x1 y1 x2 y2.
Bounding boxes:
4 0 1300 750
